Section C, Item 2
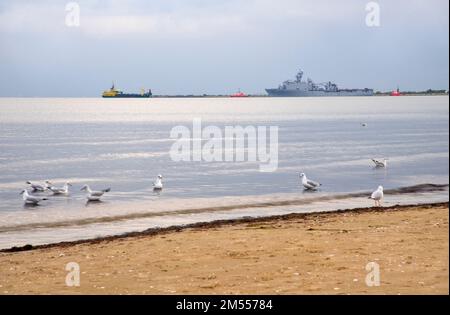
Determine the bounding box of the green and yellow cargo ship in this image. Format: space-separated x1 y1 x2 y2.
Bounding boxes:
102 83 152 98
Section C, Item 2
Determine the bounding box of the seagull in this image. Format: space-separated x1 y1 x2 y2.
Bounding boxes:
369 186 384 207
153 174 163 191
299 173 321 190
372 158 388 168
80 185 111 201
46 181 72 195
26 181 48 192
20 189 48 205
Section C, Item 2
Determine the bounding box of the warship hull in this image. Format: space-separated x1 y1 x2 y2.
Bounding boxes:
265 89 374 97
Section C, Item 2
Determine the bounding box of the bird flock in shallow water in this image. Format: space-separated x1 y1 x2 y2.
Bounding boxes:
299 158 387 206
21 175 164 205
21 155 388 208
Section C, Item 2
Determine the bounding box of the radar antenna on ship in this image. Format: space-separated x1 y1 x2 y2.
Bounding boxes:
296 70 304 82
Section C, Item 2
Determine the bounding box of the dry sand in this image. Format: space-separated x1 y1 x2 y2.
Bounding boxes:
0 203 448 295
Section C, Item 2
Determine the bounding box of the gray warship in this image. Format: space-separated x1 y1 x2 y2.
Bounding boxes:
266 70 373 97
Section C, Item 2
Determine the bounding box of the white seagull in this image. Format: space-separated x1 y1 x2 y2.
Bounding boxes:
20 189 48 205
26 181 48 192
299 173 321 190
372 158 388 168
80 185 111 201
153 174 163 190
369 185 384 207
46 181 72 195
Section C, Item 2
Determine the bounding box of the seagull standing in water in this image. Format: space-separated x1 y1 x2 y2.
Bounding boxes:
80 185 111 201
26 181 48 192
46 181 72 195
369 186 384 207
372 158 388 168
153 175 163 191
299 173 321 190
20 189 48 205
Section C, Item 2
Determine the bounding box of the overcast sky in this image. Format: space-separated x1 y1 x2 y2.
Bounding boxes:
0 0 448 96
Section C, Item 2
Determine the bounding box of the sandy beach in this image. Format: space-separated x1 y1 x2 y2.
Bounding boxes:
0 203 448 295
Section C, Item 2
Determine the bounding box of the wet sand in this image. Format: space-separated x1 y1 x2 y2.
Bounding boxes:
0 203 448 295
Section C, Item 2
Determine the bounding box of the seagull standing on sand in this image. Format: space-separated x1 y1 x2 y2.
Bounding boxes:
372 158 388 168
46 181 72 195
80 185 111 201
153 175 163 191
369 186 384 207
26 181 48 192
299 173 321 190
20 189 48 205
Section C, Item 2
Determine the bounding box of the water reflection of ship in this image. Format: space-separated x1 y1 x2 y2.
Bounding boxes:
102 83 152 98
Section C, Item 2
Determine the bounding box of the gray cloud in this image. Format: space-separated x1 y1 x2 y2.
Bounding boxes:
0 0 448 96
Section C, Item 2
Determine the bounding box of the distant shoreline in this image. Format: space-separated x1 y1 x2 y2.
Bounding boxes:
0 92 447 99
151 92 449 98
0 90 448 99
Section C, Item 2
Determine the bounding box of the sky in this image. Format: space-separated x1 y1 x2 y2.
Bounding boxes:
0 0 448 96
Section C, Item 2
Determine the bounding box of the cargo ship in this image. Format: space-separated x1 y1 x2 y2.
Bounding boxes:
102 83 152 98
266 70 373 97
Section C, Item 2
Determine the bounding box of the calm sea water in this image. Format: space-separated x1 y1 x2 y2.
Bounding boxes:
0 96 448 248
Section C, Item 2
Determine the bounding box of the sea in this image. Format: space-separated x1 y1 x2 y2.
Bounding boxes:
0 96 448 249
